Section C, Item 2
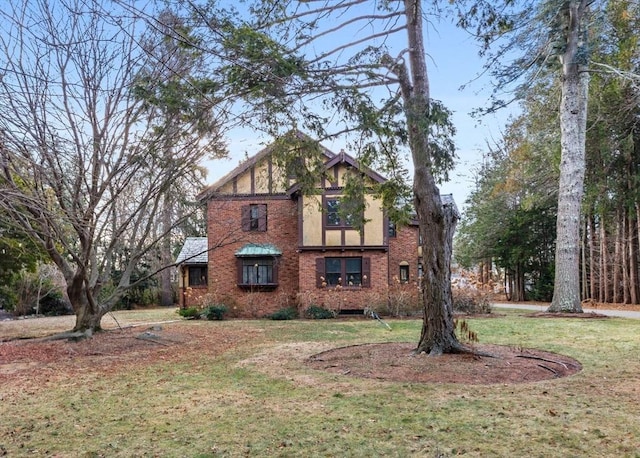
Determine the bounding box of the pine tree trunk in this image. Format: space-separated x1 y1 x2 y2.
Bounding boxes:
613 211 623 303
600 222 609 303
548 3 589 313
622 209 630 304
391 0 464 355
627 209 638 304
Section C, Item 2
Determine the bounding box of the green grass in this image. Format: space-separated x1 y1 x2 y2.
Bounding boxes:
1 309 639 457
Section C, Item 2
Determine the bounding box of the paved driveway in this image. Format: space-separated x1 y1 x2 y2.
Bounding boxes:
492 303 640 319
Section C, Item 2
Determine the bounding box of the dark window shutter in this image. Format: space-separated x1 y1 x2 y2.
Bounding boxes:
241 205 250 231
258 204 267 231
362 257 371 288
236 258 244 284
316 257 325 288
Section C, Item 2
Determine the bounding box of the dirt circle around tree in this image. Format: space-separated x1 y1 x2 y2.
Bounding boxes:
304 342 582 384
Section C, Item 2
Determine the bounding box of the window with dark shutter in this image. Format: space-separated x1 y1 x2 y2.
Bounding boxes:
241 205 251 231
316 257 325 288
318 257 370 288
242 204 267 232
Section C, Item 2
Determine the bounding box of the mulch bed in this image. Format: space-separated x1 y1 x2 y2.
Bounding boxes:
305 342 582 384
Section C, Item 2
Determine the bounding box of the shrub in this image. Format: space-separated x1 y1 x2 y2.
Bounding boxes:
266 307 298 320
39 291 72 316
201 304 228 321
452 285 492 315
177 306 201 319
304 305 335 319
365 279 421 318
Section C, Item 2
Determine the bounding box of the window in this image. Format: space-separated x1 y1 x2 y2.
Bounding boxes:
326 198 342 226
237 257 278 287
388 220 397 238
316 257 370 288
242 204 267 232
188 266 207 287
417 263 423 279
325 198 354 227
399 264 409 283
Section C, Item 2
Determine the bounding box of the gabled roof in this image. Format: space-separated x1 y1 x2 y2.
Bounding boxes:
286 149 387 196
197 130 336 201
175 237 208 264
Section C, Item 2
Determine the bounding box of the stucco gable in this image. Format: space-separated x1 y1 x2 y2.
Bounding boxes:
198 130 336 201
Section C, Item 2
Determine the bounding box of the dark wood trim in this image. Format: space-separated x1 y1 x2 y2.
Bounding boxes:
232 177 237 194
267 157 273 194
321 197 327 247
298 245 388 252
250 166 255 195
298 195 304 248
208 194 293 201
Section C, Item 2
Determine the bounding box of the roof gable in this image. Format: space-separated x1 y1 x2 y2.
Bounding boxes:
198 130 336 201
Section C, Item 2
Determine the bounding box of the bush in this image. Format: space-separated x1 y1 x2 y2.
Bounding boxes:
452 286 492 314
202 304 228 321
304 305 335 319
177 306 201 319
266 307 298 320
39 291 72 316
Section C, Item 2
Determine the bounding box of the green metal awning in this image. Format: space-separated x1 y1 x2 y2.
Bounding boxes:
234 243 282 257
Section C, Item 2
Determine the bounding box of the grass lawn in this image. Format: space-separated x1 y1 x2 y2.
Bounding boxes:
1 308 639 457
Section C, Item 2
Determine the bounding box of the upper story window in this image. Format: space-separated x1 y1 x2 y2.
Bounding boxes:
388 220 397 238
325 198 354 228
242 204 267 232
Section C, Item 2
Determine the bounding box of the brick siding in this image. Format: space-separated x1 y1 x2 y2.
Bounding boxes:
206 197 299 317
388 225 420 284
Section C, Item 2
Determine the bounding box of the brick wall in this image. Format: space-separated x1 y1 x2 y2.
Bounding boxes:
388 225 419 284
206 197 299 317
297 250 388 312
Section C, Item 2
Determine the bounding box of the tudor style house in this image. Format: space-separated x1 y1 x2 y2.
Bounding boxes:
176 132 454 316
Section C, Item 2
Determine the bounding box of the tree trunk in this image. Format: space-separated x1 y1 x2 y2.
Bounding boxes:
584 216 590 300
67 276 105 333
415 190 460 355
159 196 174 306
600 221 609 303
393 0 463 356
548 1 589 313
613 210 623 303
622 209 630 304
628 207 639 304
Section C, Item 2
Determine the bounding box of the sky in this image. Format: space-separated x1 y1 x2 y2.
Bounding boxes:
202 12 517 213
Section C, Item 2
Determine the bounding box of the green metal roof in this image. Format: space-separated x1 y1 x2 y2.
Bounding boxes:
234 243 282 257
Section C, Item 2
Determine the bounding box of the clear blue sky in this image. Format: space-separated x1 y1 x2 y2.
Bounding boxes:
203 13 516 212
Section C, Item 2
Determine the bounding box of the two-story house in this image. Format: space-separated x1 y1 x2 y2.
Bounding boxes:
176 132 452 316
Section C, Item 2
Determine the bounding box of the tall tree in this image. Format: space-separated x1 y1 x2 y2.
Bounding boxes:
133 9 224 306
192 0 464 354
459 0 599 312
0 0 225 334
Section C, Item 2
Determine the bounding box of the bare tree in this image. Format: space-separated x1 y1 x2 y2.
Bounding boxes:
0 0 225 335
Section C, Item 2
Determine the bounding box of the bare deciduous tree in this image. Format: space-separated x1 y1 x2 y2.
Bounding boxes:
0 0 225 335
